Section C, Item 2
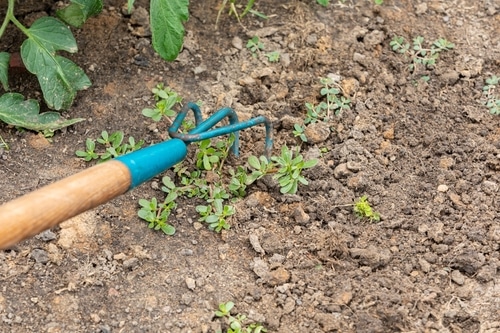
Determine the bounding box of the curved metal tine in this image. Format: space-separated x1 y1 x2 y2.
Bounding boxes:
192 116 273 158
169 102 204 134
170 107 241 156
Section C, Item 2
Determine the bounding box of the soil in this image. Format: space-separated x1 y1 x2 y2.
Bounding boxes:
1 0 499 332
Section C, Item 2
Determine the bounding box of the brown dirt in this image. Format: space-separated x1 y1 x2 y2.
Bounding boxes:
1 0 499 332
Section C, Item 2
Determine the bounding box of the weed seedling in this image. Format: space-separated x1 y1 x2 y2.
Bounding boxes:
75 131 144 162
216 0 266 26
196 199 234 232
142 84 182 122
246 36 265 56
304 77 350 124
390 36 454 72
265 51 280 63
353 195 380 222
271 146 318 194
246 155 273 185
293 124 307 142
228 166 249 197
137 196 177 235
482 75 500 115
215 301 267 333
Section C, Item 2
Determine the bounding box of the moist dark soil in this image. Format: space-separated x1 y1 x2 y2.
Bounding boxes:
1 0 499 332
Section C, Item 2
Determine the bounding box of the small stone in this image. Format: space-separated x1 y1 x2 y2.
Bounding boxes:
335 291 353 305
415 3 428 15
185 277 196 291
449 192 465 207
346 161 362 172
180 249 194 256
349 246 392 268
452 250 486 274
249 234 265 254
437 184 449 192
122 257 139 270
304 122 331 144
252 258 269 279
481 180 498 195
282 297 295 314
333 163 352 179
269 253 285 264
267 267 290 286
315 312 342 331
280 115 303 130
293 205 310 225
363 30 385 47
90 313 101 323
441 71 459 85
476 265 496 283
231 36 243 50
450 270 465 285
113 253 127 261
35 230 57 242
418 258 431 273
382 127 395 140
30 249 49 264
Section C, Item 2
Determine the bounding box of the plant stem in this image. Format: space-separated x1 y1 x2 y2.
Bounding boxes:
0 0 15 39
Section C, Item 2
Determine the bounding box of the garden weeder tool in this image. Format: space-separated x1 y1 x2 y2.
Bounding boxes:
0 102 273 249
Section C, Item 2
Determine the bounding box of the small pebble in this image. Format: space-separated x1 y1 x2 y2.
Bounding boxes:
30 249 49 264
35 230 57 242
185 277 196 291
437 184 449 192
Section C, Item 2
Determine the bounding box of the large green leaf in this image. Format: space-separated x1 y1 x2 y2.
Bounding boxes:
0 52 9 91
150 0 189 61
0 93 84 131
20 17 91 110
57 0 103 28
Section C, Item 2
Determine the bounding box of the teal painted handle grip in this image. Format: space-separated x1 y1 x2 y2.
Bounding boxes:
116 138 188 189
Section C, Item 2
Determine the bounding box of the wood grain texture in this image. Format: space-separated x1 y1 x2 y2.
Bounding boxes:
0 160 131 249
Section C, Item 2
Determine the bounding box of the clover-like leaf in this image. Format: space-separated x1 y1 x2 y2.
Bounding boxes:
20 16 91 110
0 93 84 131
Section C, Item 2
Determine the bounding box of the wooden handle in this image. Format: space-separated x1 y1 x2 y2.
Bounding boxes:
0 160 131 249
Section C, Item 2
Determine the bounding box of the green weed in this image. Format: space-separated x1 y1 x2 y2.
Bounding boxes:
305 77 350 124
75 131 144 162
271 146 318 194
142 84 183 122
265 51 280 63
353 195 380 222
215 301 267 333
483 75 500 115
246 36 265 56
390 36 454 72
293 124 307 142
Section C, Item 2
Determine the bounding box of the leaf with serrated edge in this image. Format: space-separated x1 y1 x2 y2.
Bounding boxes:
150 0 189 61
0 52 10 91
0 93 84 131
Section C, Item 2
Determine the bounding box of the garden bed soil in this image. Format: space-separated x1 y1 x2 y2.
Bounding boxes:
0 0 499 332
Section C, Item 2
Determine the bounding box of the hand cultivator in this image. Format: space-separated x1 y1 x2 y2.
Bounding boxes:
0 102 273 249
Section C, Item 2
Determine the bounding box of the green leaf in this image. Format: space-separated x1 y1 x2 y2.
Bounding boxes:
161 224 176 235
0 93 84 131
21 17 91 110
57 0 103 28
0 52 10 91
150 0 189 61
